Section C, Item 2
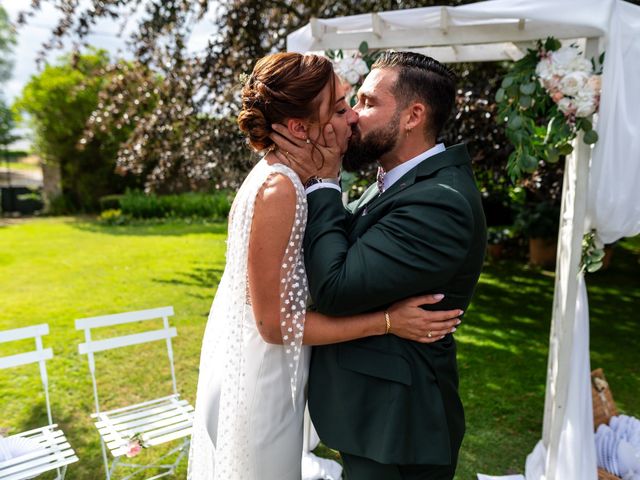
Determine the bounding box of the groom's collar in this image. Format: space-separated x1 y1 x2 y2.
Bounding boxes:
382 143 446 192
354 143 471 216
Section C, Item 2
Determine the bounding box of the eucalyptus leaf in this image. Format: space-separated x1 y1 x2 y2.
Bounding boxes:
358 41 369 54
558 143 574 155
495 88 505 103
508 115 523 130
586 261 603 273
501 77 514 89
520 82 536 95
519 95 532 108
522 154 539 172
546 146 559 163
579 118 593 132
584 129 599 145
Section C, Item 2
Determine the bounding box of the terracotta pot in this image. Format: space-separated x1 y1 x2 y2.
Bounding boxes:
601 245 614 271
529 237 557 268
487 243 505 260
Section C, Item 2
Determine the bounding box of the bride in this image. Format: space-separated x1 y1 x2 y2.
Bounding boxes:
187 52 460 480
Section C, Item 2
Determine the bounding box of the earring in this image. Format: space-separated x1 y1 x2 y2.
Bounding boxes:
306 138 311 144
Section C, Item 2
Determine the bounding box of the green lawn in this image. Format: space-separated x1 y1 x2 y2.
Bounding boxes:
1 217 638 479
0 162 41 172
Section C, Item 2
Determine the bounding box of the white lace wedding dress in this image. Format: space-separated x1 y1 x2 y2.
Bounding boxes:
188 159 310 480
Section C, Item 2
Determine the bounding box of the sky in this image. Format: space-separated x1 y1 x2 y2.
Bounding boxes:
1 1 218 149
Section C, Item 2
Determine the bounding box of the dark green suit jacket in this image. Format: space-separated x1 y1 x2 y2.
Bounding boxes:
304 143 487 466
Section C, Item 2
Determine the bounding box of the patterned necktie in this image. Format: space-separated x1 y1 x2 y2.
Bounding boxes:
376 167 386 193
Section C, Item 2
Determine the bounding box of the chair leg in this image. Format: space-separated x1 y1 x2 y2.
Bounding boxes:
100 435 113 480
55 464 68 480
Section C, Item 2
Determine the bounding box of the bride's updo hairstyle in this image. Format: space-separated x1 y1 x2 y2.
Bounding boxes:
238 52 335 152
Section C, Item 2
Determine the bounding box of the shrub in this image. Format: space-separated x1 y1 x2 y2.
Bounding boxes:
119 190 231 220
99 194 123 211
98 208 130 225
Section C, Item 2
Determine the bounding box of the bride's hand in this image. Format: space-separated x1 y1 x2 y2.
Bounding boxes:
386 294 462 343
269 122 342 183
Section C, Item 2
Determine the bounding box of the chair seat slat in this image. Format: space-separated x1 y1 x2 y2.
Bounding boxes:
102 412 193 446
110 425 192 457
0 433 76 476
0 455 78 480
90 394 179 418
96 399 190 425
99 404 194 432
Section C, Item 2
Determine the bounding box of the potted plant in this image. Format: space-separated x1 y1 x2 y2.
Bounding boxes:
514 201 561 267
486 226 513 261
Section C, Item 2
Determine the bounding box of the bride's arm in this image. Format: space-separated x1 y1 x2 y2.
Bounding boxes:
248 172 461 345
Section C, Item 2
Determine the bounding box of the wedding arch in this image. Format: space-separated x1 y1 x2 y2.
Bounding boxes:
287 1 640 478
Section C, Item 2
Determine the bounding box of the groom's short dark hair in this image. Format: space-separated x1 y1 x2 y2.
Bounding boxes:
372 51 456 140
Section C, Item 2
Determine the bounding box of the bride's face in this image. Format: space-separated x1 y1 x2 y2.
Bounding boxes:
307 74 358 155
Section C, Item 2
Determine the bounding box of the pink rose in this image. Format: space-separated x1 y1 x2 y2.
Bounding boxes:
126 440 142 458
552 91 564 103
586 75 602 93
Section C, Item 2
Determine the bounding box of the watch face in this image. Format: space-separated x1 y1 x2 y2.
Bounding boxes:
304 177 321 189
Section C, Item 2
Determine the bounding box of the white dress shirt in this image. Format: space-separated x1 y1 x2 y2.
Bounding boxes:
305 143 446 195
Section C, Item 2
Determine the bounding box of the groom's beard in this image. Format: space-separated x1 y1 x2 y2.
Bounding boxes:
342 111 400 172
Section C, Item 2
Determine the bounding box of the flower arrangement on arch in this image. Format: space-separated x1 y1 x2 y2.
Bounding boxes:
496 37 604 181
325 41 382 106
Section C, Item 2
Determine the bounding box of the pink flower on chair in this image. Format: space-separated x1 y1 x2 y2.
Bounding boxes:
125 433 147 458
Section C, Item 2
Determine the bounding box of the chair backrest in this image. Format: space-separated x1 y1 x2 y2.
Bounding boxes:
0 324 54 425
75 306 178 414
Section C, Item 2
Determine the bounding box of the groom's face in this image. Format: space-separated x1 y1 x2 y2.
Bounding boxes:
342 68 401 172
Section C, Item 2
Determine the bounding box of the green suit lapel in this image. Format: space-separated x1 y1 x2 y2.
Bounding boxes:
360 144 470 216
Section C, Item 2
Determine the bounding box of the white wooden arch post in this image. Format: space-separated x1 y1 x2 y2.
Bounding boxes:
288 7 605 479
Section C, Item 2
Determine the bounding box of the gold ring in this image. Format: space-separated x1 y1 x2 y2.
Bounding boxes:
427 331 433 338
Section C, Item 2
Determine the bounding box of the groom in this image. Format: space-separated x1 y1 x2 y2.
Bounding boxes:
277 51 486 479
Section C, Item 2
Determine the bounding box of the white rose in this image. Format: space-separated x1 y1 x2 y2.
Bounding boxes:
353 58 369 76
536 57 554 81
586 74 602 94
550 47 584 77
574 90 598 117
344 69 361 85
557 97 576 116
574 97 596 117
559 71 589 96
569 57 593 74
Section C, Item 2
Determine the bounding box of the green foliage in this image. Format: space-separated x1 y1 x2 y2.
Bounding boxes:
98 194 124 211
13 49 141 211
119 190 232 220
0 5 16 84
513 201 561 239
0 97 19 148
581 229 606 273
487 226 514 245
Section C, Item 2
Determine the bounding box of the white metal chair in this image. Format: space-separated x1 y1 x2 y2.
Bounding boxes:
75 306 193 480
0 324 79 480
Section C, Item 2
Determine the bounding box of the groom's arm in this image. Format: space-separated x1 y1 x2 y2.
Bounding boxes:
304 187 474 317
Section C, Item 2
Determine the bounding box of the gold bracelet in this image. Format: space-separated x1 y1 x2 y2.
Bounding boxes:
384 310 391 334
